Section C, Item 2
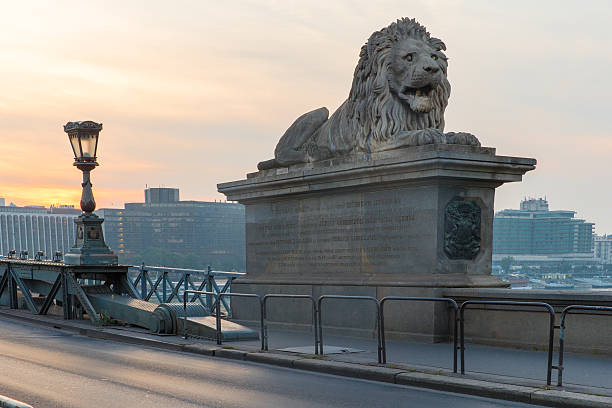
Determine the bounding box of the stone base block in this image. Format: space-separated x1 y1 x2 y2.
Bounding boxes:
219 145 536 342
219 145 534 290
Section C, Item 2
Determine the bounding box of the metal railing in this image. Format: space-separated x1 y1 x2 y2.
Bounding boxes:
218 292 265 350
317 295 382 363
182 290 265 350
130 265 244 315
182 291 315 353
183 290 219 343
157 285 612 386
380 296 459 372
557 305 612 386
460 300 556 385
263 294 318 354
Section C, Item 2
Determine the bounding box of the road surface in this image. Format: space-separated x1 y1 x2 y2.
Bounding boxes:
0 317 542 407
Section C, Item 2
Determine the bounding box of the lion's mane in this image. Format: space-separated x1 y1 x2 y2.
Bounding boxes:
345 18 451 149
257 18 456 170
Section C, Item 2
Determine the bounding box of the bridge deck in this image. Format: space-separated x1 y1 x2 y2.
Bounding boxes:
0 305 609 398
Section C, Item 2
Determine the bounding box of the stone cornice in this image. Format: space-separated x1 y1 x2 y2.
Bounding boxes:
218 144 536 202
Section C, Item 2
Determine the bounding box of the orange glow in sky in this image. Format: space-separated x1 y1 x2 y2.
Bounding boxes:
1 1 611 232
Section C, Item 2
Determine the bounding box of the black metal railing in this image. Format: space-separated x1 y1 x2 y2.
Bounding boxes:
380 296 459 372
182 290 265 350
557 305 612 386
460 300 556 385
183 290 219 343
263 294 318 354
317 295 382 363
217 292 265 350
149 287 612 386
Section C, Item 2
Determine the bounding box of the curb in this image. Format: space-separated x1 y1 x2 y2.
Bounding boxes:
2 310 612 408
531 390 612 408
395 372 534 404
292 358 402 383
0 395 33 408
244 351 300 368
215 348 247 360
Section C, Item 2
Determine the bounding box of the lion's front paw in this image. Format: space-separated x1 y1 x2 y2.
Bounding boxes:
445 132 481 147
388 128 446 150
414 128 445 145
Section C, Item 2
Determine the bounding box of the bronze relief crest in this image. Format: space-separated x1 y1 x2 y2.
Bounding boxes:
444 199 481 260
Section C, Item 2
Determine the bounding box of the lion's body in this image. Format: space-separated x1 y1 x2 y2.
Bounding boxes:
258 18 478 170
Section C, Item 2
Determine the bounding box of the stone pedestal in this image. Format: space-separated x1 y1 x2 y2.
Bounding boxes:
64 213 118 265
218 144 535 340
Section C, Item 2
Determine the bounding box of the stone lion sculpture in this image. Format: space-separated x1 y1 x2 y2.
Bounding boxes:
258 18 480 170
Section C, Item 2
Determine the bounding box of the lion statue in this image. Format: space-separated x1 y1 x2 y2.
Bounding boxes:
258 18 480 170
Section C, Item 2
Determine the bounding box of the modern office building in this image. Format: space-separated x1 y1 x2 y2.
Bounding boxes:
98 188 245 270
144 187 179 204
493 198 595 265
0 205 81 258
594 235 612 265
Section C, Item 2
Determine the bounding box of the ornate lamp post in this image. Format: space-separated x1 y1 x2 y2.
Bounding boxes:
63 121 118 265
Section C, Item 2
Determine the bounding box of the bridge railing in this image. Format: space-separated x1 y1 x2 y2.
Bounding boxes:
183 290 265 350
263 294 318 354
183 290 220 343
317 295 382 363
556 305 612 386
460 300 556 385
380 296 459 372
129 265 244 316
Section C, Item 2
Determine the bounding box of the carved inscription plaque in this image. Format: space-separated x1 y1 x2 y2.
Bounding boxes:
246 187 438 279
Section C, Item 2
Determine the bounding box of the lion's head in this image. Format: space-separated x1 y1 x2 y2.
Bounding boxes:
347 18 451 148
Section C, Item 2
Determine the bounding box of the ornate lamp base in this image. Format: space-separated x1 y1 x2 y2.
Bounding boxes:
64 213 118 265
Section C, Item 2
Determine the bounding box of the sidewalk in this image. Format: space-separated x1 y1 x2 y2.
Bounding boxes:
237 327 612 391
1 307 611 408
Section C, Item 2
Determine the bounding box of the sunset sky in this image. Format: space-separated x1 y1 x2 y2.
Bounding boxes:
1 1 611 232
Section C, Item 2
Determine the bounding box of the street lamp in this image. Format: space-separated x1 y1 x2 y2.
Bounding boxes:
63 121 117 265
65 121 100 213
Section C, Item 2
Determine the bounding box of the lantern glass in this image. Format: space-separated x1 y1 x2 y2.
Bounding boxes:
80 132 99 159
64 121 101 162
69 133 81 159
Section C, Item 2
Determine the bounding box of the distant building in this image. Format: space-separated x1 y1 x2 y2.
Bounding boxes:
0 205 81 257
0 198 5 207
144 187 179 204
493 198 595 266
98 188 245 270
594 235 612 265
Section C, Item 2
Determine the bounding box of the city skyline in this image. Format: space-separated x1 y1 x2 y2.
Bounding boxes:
1 1 611 232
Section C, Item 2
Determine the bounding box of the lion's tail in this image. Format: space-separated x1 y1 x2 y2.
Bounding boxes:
257 159 278 170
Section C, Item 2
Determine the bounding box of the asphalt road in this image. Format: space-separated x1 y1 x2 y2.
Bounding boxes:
0 318 543 408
